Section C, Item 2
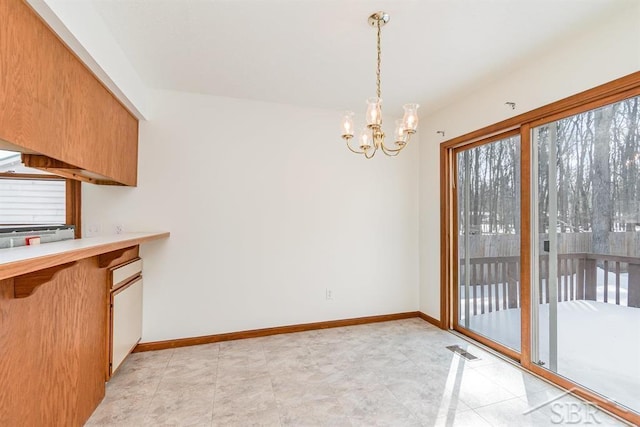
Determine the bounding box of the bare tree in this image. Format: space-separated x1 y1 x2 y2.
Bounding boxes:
592 107 614 254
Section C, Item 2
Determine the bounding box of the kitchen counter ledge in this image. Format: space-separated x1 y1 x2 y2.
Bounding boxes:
0 232 169 280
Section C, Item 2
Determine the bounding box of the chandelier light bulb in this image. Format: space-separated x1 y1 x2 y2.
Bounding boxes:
359 127 373 149
339 11 419 158
341 111 355 138
394 119 408 145
366 98 382 127
402 103 420 132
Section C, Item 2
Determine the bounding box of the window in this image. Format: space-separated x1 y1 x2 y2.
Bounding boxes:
0 150 80 235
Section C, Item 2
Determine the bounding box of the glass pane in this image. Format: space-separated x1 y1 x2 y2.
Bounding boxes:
0 179 66 224
0 151 65 225
457 135 521 351
533 95 640 413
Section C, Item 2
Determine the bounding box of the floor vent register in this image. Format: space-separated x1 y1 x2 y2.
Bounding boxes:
446 345 479 361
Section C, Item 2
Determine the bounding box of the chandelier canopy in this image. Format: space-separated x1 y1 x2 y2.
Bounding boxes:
340 11 419 159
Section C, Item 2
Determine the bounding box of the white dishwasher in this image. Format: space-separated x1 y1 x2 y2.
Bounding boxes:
109 258 143 376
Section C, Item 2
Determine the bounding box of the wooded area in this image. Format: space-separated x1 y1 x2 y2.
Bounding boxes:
458 95 640 258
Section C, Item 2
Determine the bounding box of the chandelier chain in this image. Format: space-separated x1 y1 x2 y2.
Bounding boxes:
376 18 381 100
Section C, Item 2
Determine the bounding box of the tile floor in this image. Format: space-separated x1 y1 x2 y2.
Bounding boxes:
86 319 630 426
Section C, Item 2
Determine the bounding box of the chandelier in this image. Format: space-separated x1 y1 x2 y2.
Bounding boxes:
340 11 419 159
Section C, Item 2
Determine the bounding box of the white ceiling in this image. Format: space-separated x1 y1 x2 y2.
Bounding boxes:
86 0 634 114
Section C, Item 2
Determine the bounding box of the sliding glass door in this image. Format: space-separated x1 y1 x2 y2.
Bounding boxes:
531 95 640 413
443 76 640 423
455 134 521 353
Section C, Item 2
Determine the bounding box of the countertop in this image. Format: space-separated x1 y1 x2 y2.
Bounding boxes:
0 232 169 280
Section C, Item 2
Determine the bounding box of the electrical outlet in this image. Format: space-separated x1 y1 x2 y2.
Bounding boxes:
325 288 333 300
86 223 101 237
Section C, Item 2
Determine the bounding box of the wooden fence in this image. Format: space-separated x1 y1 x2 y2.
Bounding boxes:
462 232 640 258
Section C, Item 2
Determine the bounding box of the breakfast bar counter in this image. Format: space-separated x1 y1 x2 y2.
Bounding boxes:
0 231 169 426
0 231 169 280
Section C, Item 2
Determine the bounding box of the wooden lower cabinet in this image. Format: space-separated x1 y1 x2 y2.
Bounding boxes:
0 257 106 426
0 245 141 426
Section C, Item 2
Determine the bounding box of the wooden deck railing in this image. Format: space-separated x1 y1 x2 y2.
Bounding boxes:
459 253 640 315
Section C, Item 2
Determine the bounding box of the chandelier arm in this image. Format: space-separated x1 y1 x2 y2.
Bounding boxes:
345 138 366 154
379 131 414 154
380 141 404 153
364 145 377 159
380 143 402 156
380 140 407 153
405 132 413 144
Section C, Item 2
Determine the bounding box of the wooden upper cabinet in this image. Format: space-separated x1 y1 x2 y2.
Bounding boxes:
0 0 138 186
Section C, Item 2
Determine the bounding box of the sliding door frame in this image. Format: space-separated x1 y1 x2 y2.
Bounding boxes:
450 129 523 362
439 71 640 425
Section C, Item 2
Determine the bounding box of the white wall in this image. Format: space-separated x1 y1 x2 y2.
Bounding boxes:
418 4 640 319
83 91 419 342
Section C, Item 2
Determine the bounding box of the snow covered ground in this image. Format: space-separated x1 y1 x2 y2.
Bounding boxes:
466 301 640 413
459 265 640 412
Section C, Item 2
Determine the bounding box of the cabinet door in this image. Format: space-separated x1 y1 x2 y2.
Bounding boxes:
111 277 143 375
1 0 139 186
